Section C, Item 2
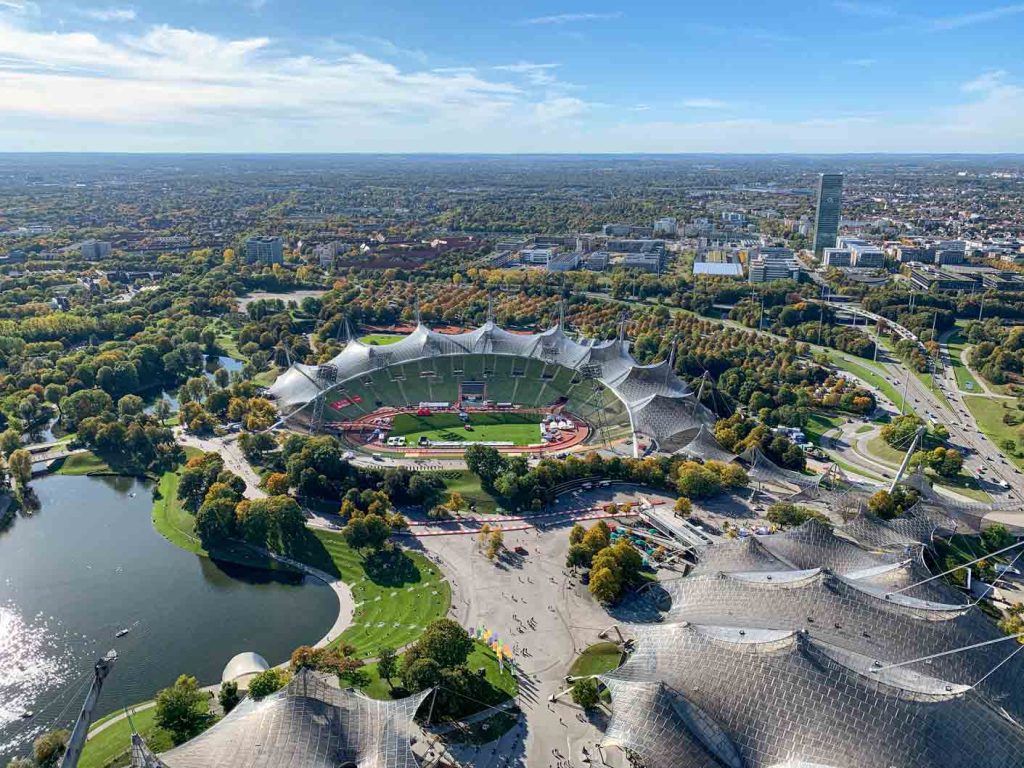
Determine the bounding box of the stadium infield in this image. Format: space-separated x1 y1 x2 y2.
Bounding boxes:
389 411 545 446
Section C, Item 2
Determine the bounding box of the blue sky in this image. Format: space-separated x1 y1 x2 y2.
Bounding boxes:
0 0 1023 152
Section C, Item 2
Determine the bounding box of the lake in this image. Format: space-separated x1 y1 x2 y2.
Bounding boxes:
0 474 338 761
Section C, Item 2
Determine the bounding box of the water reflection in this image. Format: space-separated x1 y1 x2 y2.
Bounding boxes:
0 474 336 762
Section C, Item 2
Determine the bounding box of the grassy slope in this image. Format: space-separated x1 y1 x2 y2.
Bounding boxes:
310 529 452 658
431 469 500 514
390 412 543 446
359 334 404 346
53 451 112 475
964 395 1024 471
568 642 624 677
946 330 982 393
80 698 210 768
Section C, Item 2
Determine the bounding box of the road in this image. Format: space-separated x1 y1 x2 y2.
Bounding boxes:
580 289 1024 511
173 428 267 499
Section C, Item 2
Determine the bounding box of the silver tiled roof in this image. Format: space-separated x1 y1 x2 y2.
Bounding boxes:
131 671 430 768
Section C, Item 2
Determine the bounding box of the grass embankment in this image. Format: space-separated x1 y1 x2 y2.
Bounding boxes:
568 642 624 677
350 641 517 701
359 334 404 346
80 698 211 768
429 469 500 514
53 451 112 475
963 395 1024 471
802 412 884 482
150 451 295 571
827 354 910 413
305 529 452 657
946 330 982 394
390 411 543 447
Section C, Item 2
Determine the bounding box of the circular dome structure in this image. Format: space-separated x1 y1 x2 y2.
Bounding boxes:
221 651 269 688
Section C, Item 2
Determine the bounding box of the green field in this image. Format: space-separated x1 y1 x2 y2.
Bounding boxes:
946 330 984 394
80 697 211 768
389 411 543 447
428 469 501 513
568 642 624 677
359 334 404 346
309 530 452 658
53 451 112 475
963 395 1024 470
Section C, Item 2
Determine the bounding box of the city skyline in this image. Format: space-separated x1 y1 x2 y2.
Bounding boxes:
0 1 1023 153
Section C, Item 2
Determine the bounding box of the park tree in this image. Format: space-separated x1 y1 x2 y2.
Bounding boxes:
218 681 240 714
487 528 503 560
767 502 828 528
569 523 585 545
264 472 290 496
154 675 208 744
571 678 600 710
342 513 392 554
8 448 32 488
406 618 473 670
377 647 398 689
464 444 505 490
248 669 287 700
0 428 20 457
674 497 693 517
117 394 145 418
31 730 69 768
589 566 621 604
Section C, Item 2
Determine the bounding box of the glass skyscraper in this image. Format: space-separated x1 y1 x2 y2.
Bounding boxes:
813 173 843 255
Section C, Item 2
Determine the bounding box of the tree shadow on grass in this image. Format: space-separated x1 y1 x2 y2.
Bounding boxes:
363 547 421 587
281 528 342 578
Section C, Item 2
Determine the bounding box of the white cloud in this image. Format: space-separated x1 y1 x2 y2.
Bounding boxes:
81 7 136 22
681 98 732 109
532 96 587 124
0 0 38 15
847 57 877 67
833 1 898 18
962 70 1010 93
494 61 559 86
932 3 1024 30
522 12 621 25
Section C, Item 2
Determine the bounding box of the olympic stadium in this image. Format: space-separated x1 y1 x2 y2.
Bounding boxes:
268 321 716 455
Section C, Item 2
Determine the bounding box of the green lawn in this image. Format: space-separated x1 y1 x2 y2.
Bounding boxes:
80 697 211 768
390 412 543 447
53 451 112 475
803 412 844 445
865 434 907 466
933 472 993 503
310 530 452 658
963 395 1024 470
568 642 624 677
946 330 981 394
359 334 404 346
150 453 296 572
253 366 282 387
428 469 500 514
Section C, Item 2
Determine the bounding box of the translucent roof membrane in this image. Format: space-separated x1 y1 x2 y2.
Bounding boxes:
268 323 716 451
131 670 430 768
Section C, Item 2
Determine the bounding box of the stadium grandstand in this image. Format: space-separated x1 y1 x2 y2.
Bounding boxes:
268 321 714 454
596 509 1024 768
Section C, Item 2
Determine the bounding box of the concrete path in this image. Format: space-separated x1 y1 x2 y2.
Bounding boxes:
174 428 267 499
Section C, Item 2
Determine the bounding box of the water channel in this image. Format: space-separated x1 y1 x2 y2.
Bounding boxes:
0 473 338 761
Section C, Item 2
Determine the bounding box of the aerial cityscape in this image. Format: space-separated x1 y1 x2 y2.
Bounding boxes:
3 2 1024 768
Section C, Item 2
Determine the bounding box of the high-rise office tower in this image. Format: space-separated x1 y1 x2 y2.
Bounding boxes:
813 173 843 255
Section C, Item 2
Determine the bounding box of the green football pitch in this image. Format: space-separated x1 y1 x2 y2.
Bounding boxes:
388 411 544 446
